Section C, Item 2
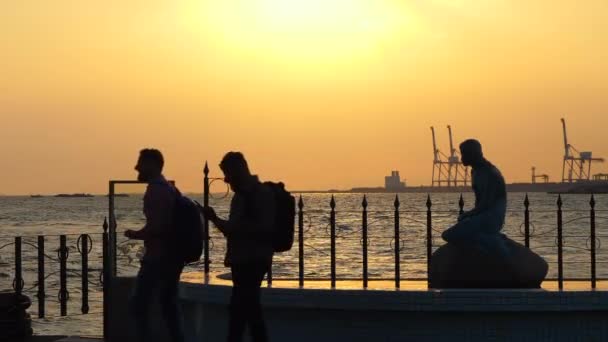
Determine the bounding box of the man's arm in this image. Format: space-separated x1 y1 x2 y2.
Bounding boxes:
214 187 276 237
128 185 173 240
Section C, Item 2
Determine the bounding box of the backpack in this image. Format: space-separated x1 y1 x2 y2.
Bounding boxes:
171 189 204 264
263 182 296 252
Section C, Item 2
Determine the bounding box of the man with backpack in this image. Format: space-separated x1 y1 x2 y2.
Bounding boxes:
203 152 294 342
124 149 186 342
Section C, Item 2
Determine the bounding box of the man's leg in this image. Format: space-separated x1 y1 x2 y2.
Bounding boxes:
159 262 185 342
130 259 159 342
227 264 248 342
247 263 269 342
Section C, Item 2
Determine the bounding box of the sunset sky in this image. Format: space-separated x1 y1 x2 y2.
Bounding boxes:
1 1 607 195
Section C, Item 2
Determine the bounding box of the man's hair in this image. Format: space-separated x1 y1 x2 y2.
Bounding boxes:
220 151 249 172
460 139 483 156
139 148 164 170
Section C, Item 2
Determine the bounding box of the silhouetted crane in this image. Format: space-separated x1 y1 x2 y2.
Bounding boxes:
447 125 468 187
531 167 549 184
561 118 604 183
431 126 448 187
431 126 468 187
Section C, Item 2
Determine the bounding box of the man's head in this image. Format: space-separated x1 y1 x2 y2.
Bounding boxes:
459 139 484 167
135 149 164 182
219 152 252 193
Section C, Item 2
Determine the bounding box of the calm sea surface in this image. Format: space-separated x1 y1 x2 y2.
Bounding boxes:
1 192 607 336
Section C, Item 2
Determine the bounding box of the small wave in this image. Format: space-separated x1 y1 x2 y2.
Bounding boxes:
337 224 353 232
48 222 81 226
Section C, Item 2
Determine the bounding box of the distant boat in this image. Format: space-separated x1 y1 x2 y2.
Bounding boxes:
29 195 43 198
54 193 94 198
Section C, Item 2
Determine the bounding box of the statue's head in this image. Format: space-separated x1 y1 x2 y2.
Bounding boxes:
459 139 484 167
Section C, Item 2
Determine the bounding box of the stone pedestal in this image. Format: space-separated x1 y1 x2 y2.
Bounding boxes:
429 238 548 289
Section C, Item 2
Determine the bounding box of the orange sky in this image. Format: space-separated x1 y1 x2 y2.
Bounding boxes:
1 1 607 195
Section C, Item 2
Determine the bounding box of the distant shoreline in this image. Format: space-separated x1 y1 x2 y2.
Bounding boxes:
4 181 608 197
296 181 608 194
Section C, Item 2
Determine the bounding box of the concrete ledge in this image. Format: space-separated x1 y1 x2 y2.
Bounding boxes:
181 281 608 313
107 274 608 342
179 273 608 342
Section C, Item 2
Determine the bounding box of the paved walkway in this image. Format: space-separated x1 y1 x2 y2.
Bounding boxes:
30 337 102 342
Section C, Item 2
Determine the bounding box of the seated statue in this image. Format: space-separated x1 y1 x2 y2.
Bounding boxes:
430 139 548 288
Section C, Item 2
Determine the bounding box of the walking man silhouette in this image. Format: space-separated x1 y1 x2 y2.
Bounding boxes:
125 149 185 342
202 152 275 342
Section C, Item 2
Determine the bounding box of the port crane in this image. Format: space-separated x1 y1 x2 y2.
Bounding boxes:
431 126 468 187
531 167 549 184
561 118 604 183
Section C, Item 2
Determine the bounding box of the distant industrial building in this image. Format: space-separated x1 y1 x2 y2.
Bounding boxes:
385 171 406 191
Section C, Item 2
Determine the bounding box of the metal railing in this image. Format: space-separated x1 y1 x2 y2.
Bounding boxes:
199 165 607 290
0 221 111 337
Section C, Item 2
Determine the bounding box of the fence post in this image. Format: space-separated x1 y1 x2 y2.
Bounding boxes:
298 196 304 287
267 263 273 287
203 162 210 276
267 183 273 287
102 218 110 340
394 195 400 289
108 182 117 277
330 195 336 289
59 235 68 316
426 195 433 288
362 195 368 289
557 195 563 290
79 234 90 314
524 194 530 248
37 236 45 318
590 194 596 289
458 194 464 216
14 237 23 295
